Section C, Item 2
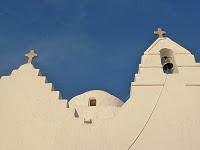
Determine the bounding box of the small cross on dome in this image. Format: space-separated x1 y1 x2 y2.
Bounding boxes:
25 50 38 64
154 28 166 38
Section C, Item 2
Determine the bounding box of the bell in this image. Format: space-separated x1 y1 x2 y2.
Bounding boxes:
163 56 173 71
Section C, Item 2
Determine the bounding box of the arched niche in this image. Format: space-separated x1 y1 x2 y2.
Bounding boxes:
160 48 178 74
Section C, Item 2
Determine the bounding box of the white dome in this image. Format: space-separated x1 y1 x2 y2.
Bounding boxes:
69 90 123 107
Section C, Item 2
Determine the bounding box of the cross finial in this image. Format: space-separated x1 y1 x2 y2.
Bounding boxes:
154 28 166 38
25 50 38 64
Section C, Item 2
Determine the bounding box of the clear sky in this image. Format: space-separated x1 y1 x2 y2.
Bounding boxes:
0 0 200 101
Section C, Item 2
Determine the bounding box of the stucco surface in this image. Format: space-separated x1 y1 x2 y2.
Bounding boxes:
0 36 200 150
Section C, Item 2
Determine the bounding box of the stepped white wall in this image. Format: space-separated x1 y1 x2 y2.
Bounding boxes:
0 37 200 150
108 37 200 150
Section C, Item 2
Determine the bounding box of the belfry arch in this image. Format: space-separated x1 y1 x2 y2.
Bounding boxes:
160 48 178 74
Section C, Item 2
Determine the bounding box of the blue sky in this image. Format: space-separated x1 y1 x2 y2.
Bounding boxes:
0 0 200 101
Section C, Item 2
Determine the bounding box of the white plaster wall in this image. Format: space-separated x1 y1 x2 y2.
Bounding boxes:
131 73 200 150
106 37 200 150
0 37 200 150
0 64 71 150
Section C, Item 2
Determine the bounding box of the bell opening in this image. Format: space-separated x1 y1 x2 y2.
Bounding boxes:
161 55 174 74
160 49 178 74
163 62 173 70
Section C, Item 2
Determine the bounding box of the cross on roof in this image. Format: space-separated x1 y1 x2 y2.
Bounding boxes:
154 28 166 38
25 50 38 64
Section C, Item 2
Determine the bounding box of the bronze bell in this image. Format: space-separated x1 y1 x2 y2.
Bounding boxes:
163 56 173 71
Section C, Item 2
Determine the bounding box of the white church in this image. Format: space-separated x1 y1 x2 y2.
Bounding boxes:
0 28 200 150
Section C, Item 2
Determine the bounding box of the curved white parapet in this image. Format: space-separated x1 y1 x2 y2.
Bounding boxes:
69 90 124 120
70 90 123 107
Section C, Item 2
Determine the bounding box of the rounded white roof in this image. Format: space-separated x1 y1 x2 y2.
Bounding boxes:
69 90 124 107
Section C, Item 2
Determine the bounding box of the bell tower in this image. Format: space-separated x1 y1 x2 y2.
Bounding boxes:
129 28 197 98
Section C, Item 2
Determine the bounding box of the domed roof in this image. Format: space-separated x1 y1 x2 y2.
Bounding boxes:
69 90 123 107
